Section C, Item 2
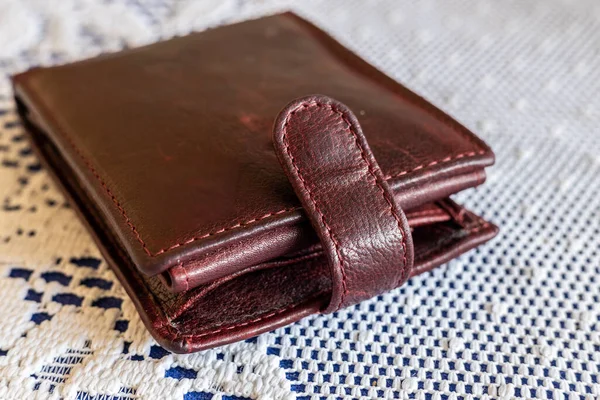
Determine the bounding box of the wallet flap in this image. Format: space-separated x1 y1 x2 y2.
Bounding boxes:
12 12 494 280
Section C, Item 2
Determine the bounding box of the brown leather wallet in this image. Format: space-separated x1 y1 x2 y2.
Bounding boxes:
12 12 498 353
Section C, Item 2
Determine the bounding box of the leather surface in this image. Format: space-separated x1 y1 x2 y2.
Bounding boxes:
13 12 498 352
12 12 494 286
273 95 414 312
21 107 498 352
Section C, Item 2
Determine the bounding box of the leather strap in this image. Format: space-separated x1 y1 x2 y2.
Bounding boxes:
273 95 414 313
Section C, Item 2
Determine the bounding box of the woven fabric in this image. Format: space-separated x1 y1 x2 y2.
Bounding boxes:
0 1 599 399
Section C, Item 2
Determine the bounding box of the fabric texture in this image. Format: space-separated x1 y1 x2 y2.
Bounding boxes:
0 1 598 399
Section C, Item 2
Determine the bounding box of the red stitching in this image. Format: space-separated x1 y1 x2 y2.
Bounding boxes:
57 132 155 256
160 149 482 258
383 150 486 180
152 207 296 256
281 102 349 310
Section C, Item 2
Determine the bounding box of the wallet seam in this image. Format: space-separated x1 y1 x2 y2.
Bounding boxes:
16 75 486 260
384 150 485 180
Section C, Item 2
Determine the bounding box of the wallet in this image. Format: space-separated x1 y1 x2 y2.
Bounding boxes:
12 12 498 353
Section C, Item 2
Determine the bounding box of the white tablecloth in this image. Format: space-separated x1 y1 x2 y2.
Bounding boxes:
0 1 599 399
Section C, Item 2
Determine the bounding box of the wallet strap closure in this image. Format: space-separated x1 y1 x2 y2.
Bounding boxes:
273 95 414 313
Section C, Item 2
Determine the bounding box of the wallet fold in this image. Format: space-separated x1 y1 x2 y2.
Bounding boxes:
13 12 498 352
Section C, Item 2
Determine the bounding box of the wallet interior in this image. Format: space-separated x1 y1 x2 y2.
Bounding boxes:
20 96 497 352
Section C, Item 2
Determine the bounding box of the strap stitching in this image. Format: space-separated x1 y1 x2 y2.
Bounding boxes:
281 102 349 310
281 101 408 309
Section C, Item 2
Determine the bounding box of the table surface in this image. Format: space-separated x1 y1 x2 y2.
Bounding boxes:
0 1 599 399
